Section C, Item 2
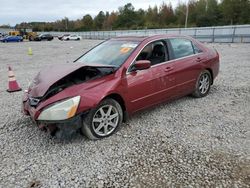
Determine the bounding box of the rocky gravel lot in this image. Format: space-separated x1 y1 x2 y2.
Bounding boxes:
0 40 249 187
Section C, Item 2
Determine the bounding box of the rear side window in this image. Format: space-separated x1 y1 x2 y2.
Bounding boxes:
169 38 194 59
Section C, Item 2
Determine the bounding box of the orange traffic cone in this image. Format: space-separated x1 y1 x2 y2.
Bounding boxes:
7 66 22 92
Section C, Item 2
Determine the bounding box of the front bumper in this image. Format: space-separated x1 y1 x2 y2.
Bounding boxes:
38 114 84 139
22 94 87 139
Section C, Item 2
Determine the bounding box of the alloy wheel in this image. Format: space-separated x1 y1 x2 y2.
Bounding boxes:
92 105 119 137
199 73 210 94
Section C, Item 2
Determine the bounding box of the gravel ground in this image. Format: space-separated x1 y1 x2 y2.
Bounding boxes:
0 40 249 187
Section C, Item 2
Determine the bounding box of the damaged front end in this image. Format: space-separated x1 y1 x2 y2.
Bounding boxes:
22 63 117 139
28 66 103 108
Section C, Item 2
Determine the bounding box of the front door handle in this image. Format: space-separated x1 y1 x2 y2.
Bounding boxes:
164 66 174 72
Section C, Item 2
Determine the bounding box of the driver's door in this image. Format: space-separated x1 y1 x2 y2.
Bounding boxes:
124 68 156 113
124 40 168 113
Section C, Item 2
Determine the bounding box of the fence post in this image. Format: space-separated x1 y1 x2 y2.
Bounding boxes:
232 26 236 43
212 27 215 43
194 28 197 39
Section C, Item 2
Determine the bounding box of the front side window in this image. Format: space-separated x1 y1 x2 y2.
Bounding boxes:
76 40 139 67
169 38 195 59
136 41 167 66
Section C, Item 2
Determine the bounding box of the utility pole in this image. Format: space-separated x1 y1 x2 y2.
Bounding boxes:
185 0 189 28
65 19 68 31
65 17 68 31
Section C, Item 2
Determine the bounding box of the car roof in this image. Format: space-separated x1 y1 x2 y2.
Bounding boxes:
111 36 148 42
110 34 191 42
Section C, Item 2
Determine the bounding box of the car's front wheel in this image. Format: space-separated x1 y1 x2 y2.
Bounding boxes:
81 98 123 140
192 70 212 98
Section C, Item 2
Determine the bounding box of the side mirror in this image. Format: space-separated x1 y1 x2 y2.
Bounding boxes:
133 60 151 70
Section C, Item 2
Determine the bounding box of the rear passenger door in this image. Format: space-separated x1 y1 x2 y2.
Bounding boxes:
167 38 204 95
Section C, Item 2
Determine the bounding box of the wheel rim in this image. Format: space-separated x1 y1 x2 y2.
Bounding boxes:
92 105 119 137
199 73 210 94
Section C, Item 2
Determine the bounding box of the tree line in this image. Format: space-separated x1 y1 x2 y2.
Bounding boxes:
14 0 250 32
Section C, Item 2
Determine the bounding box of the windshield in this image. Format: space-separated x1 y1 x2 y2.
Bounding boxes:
76 40 139 67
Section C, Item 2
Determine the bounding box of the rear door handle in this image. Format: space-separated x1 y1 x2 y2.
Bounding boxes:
196 57 202 62
164 66 174 72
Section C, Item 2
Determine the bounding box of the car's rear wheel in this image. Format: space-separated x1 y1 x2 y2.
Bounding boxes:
192 70 212 98
81 98 123 140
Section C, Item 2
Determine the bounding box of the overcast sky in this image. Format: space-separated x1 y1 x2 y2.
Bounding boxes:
0 0 186 26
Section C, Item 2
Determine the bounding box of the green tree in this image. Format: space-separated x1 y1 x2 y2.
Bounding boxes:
94 11 106 30
145 5 159 28
238 0 250 23
136 8 146 29
159 2 176 27
105 12 118 30
175 3 186 27
12 1 250 32
221 0 250 24
193 0 219 26
82 14 94 31
115 3 138 29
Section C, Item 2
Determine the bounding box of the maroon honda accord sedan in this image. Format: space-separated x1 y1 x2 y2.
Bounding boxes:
22 35 219 139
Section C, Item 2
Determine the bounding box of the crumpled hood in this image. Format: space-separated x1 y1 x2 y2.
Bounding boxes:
29 63 116 97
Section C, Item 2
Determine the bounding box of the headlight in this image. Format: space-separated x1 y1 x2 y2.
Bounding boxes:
37 96 81 121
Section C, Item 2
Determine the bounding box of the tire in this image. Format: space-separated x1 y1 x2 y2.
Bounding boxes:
192 70 212 98
81 98 123 140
